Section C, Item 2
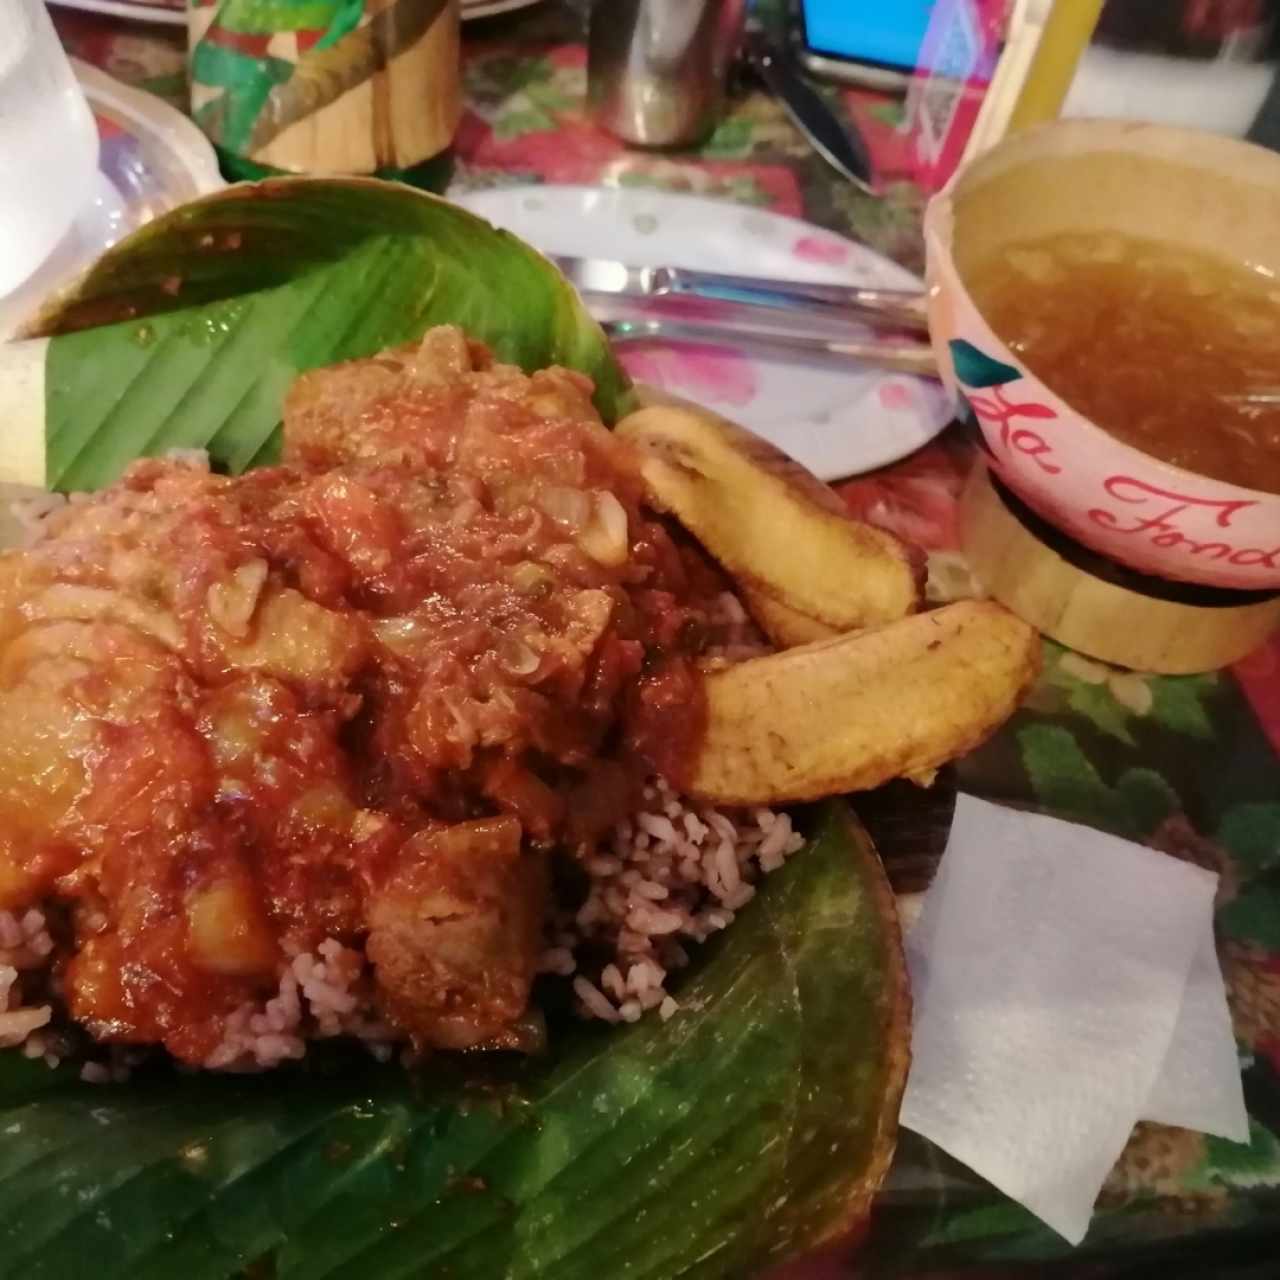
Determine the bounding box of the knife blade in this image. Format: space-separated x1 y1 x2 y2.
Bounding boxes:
744 26 877 195
550 255 928 332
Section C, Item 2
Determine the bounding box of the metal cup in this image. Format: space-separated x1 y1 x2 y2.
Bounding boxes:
588 0 746 148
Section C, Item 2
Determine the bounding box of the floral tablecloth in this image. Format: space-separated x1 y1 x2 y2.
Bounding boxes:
51 3 1280 1275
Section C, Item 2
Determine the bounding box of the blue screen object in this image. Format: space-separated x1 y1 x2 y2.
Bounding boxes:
802 0 936 71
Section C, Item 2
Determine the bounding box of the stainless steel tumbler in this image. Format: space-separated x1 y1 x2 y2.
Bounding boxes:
588 0 746 148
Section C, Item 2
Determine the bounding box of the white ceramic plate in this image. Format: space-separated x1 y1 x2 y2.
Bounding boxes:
453 185 952 481
462 0 543 20
47 0 185 27
1 60 222 339
49 0 534 26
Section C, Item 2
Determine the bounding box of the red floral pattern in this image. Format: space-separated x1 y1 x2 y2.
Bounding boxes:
792 234 850 266
617 342 759 407
457 112 625 182
836 435 969 552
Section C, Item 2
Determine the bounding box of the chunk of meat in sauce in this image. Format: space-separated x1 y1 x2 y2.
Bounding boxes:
366 816 546 1052
0 326 719 1063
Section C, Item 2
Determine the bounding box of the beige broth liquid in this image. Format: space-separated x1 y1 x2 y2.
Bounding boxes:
966 230 1280 493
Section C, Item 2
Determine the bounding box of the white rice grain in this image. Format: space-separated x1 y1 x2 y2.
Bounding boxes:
572 976 619 1023
0 1006 51 1049
637 813 678 843
601 964 625 1000
682 812 708 843
715 839 741 898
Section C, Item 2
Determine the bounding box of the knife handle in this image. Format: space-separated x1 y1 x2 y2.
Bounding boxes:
655 265 928 332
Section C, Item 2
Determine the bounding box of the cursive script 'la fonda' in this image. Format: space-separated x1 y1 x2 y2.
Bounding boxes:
1088 476 1278 569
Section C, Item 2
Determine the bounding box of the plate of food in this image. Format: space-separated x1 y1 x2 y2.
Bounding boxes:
0 180 1036 1277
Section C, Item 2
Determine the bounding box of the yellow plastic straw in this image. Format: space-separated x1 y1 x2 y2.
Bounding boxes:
1007 0 1106 133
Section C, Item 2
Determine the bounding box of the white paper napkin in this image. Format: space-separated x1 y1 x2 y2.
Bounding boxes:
900 794 1248 1246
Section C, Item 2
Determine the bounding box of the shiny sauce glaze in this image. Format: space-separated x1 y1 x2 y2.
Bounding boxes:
0 329 726 1062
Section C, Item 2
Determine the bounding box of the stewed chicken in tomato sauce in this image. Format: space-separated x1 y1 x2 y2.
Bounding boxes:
0 327 727 1065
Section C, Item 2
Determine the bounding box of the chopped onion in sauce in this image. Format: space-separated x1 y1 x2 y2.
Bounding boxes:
537 485 591 530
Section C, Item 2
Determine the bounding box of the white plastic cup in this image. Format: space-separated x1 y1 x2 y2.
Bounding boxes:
0 0 99 298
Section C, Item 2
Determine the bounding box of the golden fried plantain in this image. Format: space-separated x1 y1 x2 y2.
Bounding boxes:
681 600 1038 805
616 403 923 643
737 587 841 648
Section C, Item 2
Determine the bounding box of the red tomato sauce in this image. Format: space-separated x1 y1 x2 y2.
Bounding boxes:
0 329 728 1062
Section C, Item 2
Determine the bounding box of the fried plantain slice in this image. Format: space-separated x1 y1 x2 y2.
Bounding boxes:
680 600 1038 805
737 586 841 647
616 403 924 645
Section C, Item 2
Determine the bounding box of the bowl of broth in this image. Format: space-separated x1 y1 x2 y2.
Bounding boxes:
924 119 1280 591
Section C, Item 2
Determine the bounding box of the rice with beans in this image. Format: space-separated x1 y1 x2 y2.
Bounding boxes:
548 777 804 1024
200 782 803 1059
0 785 804 1071
0 908 55 1053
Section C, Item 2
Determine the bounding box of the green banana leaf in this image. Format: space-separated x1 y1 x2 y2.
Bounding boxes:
12 177 632 492
0 802 907 1280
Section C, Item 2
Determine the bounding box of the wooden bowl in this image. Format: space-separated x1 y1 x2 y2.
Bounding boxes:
961 462 1280 674
924 119 1280 592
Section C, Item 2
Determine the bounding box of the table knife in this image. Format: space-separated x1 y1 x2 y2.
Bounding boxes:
551 254 928 332
743 23 877 195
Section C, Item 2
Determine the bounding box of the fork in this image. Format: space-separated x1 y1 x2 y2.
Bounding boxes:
600 316 938 377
